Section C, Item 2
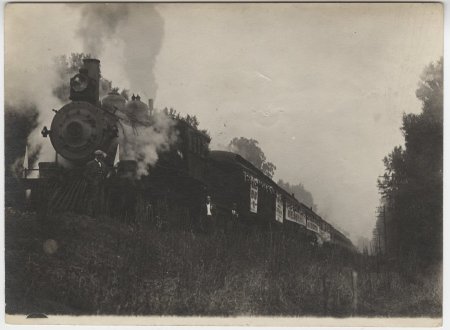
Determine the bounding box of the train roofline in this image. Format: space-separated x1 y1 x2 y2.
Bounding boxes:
208 150 296 200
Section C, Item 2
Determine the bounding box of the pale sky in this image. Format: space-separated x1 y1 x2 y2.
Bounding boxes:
5 3 443 241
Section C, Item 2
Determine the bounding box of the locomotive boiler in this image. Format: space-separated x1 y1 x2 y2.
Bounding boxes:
42 59 118 166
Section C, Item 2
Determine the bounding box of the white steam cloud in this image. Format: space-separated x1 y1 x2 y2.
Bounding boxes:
5 47 64 176
119 112 178 177
5 5 88 171
76 3 172 174
6 3 169 174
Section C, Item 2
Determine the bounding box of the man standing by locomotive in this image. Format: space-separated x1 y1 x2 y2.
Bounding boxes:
84 150 109 217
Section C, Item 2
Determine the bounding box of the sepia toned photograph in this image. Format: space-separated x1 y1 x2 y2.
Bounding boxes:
3 2 443 325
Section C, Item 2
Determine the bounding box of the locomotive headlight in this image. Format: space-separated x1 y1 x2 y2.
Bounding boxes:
70 73 88 92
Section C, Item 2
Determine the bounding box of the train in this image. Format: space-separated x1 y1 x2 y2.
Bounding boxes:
20 58 354 251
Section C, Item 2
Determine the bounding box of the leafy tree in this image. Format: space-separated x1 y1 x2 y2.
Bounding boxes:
377 58 442 269
120 88 130 101
4 104 40 177
415 58 443 121
228 137 276 178
277 179 317 211
4 104 41 207
377 146 406 199
164 108 201 129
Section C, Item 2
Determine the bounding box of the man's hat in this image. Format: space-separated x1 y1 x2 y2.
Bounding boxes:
94 150 106 157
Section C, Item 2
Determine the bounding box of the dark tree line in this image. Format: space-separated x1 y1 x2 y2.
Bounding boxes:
376 58 442 270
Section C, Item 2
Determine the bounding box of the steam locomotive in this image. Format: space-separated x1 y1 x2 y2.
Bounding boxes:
21 58 354 250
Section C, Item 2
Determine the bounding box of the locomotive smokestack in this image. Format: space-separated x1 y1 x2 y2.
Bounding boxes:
83 59 100 104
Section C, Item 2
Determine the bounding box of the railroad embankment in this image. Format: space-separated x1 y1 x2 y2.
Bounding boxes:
5 208 441 317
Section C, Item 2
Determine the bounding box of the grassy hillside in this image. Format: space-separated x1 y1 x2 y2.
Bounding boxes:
5 208 441 317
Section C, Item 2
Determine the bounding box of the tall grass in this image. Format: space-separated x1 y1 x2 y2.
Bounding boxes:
4 208 441 317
